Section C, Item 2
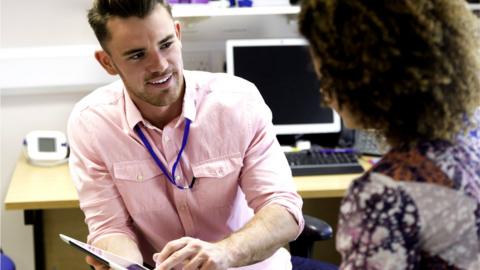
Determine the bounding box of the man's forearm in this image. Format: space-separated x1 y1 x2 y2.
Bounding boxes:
217 204 299 267
92 233 143 264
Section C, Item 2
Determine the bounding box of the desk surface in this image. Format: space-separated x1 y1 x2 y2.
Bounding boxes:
4 155 372 210
5 156 78 210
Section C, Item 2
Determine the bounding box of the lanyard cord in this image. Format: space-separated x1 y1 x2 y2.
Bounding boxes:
134 118 194 190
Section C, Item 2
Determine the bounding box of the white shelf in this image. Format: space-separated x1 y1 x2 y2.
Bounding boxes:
172 3 479 17
172 5 300 18
0 45 117 94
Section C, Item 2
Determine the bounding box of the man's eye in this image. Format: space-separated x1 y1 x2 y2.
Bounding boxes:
160 42 173 50
128 52 144 60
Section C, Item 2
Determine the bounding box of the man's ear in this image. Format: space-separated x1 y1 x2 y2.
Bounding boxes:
95 50 118 75
174 21 182 48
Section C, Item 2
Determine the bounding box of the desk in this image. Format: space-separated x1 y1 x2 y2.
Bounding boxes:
5 155 372 209
4 155 371 269
5 156 78 210
4 156 78 270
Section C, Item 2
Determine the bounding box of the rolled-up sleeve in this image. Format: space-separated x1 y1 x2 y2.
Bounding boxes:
67 109 138 245
239 88 305 237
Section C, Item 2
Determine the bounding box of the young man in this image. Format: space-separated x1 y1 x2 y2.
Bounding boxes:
68 0 304 269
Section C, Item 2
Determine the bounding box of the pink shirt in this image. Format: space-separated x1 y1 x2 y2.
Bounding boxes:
68 70 304 269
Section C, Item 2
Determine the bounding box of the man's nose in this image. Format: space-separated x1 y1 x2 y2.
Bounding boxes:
147 51 168 72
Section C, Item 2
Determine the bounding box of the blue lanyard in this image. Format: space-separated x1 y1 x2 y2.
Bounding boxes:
134 119 195 190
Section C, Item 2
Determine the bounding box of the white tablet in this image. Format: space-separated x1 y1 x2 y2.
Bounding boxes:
59 234 152 270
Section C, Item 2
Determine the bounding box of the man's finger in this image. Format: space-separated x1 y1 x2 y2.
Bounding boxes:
85 255 110 270
156 248 196 270
153 237 192 266
182 253 206 270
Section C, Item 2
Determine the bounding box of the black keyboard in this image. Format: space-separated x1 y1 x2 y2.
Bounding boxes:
285 149 364 176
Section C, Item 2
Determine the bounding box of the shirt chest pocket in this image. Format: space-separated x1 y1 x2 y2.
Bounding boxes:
191 153 244 207
113 159 163 182
112 160 170 214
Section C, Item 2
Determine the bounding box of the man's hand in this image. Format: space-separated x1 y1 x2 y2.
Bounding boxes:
154 204 299 269
153 237 232 270
86 255 110 270
85 234 143 270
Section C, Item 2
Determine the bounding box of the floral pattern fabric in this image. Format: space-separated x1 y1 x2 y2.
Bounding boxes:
337 113 480 270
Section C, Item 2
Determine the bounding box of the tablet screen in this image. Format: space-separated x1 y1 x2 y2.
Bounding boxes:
59 234 152 270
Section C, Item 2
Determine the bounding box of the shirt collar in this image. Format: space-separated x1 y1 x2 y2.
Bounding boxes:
177 70 197 127
124 87 144 131
124 70 198 131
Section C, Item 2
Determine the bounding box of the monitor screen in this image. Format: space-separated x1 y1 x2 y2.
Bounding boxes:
226 38 341 135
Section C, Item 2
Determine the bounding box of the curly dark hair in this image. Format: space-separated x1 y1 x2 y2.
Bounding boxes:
88 0 172 49
299 0 480 147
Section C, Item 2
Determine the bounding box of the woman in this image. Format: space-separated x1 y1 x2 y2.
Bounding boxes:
298 0 480 269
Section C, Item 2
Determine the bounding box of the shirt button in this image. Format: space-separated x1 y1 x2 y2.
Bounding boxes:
137 175 143 181
164 135 170 142
175 175 181 181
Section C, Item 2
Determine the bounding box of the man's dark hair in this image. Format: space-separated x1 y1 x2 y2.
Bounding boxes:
88 0 172 49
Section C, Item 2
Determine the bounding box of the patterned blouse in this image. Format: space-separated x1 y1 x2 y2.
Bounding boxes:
337 113 480 269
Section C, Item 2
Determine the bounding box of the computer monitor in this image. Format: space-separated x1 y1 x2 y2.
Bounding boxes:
226 38 341 136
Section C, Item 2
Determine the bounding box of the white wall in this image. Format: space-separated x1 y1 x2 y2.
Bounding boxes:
1 0 96 48
0 1 300 269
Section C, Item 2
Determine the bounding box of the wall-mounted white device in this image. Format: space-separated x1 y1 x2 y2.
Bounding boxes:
23 130 69 166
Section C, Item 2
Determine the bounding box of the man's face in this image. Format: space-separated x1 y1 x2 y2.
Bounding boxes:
97 4 184 108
